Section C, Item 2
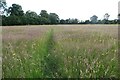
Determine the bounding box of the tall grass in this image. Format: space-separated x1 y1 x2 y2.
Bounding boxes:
52 30 119 78
2 29 59 78
2 25 119 78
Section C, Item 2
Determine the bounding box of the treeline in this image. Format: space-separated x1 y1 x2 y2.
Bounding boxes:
1 4 60 26
0 3 120 26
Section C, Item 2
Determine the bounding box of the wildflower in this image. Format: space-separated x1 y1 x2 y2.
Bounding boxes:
74 56 76 58
24 44 27 47
13 53 16 56
47 54 50 57
101 53 105 56
80 70 83 74
114 50 117 53
111 57 115 61
99 40 102 43
77 62 79 66
106 52 108 55
76 69 78 71
68 75 71 78
65 68 68 73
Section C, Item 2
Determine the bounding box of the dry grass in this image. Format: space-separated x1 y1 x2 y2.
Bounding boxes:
2 25 53 41
2 24 119 78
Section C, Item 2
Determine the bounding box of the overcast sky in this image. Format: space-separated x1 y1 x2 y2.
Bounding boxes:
6 0 119 21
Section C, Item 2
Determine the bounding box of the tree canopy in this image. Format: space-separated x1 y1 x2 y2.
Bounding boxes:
7 4 24 16
90 15 98 24
1 3 119 26
0 0 7 15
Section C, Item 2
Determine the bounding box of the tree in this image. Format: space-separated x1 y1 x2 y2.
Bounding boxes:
104 13 110 20
49 13 59 24
97 20 103 24
71 18 79 24
90 15 98 24
118 14 120 24
39 10 50 24
26 10 38 18
84 20 90 24
39 17 50 24
40 10 49 18
102 13 110 24
65 18 71 24
60 19 66 24
3 4 25 25
118 14 120 19
7 4 24 16
0 0 7 26
5 15 22 25
0 0 6 8
0 0 7 15
25 10 39 25
61 18 79 24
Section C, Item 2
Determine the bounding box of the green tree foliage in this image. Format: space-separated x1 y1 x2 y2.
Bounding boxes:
104 13 110 20
4 16 22 25
49 13 59 24
103 13 110 24
26 10 38 18
0 0 6 8
60 18 79 24
0 0 6 12
40 10 49 18
25 10 39 25
1 3 118 26
60 19 66 24
90 15 98 24
0 0 7 25
39 10 50 24
39 16 50 24
84 20 90 24
70 18 79 24
7 4 24 16
0 0 7 15
2 3 25 25
118 14 120 24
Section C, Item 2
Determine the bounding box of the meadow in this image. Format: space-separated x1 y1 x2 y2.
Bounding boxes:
2 25 119 78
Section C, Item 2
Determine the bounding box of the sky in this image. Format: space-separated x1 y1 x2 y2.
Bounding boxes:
6 0 119 21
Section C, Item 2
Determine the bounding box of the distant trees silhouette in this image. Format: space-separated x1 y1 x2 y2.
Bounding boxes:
90 15 98 24
1 3 119 26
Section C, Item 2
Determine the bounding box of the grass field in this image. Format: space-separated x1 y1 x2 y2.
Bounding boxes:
2 25 119 78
